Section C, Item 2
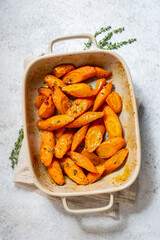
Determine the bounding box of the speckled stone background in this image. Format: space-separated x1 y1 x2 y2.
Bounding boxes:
0 0 160 239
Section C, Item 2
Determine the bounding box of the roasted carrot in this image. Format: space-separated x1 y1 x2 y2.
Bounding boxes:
34 94 46 109
38 95 55 118
45 75 66 89
92 81 112 111
62 66 96 84
47 158 65 185
87 164 105 184
81 149 103 166
66 97 94 118
38 87 52 97
106 91 122 113
55 129 74 159
66 151 98 173
37 115 74 131
71 124 89 152
52 85 71 114
66 112 104 128
40 131 55 167
55 127 66 139
85 119 105 152
96 137 125 158
60 157 88 185
103 149 129 175
53 64 75 78
94 78 106 94
103 105 122 137
95 67 112 79
62 83 97 98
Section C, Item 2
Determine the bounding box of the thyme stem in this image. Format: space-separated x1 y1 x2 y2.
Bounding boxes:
9 128 24 168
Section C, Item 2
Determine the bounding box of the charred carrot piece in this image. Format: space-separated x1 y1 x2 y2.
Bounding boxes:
47 158 65 185
60 157 88 185
37 115 74 131
66 97 94 118
53 64 75 78
52 85 71 114
81 149 103 166
103 149 129 175
45 75 66 89
38 95 55 118
103 105 122 137
62 83 96 98
95 67 112 79
87 164 105 184
66 151 98 173
34 94 46 109
96 137 125 158
71 124 89 152
106 91 122 113
55 127 66 140
92 81 112 111
38 87 52 97
40 131 55 167
66 112 104 128
85 119 105 152
94 78 107 94
55 129 74 159
62 66 96 84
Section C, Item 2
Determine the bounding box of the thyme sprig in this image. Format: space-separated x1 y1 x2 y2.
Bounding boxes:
84 26 111 49
84 26 136 50
9 128 24 168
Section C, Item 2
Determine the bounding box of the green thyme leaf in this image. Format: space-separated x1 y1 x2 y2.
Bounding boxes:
9 128 24 168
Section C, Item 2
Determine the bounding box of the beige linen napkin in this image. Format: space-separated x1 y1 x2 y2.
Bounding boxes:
13 56 141 220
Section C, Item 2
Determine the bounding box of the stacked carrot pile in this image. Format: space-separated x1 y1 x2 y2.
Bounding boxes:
34 64 128 186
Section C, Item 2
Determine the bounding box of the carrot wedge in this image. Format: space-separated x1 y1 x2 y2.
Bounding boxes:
38 87 52 97
92 81 112 111
106 91 122 113
66 97 94 118
60 157 88 185
95 67 112 79
85 119 105 152
95 78 107 94
34 94 46 109
47 158 65 185
66 151 98 173
40 131 55 167
81 149 103 166
62 66 96 84
37 115 74 131
66 112 104 128
44 75 66 89
55 129 74 159
71 124 89 152
55 127 66 140
52 85 71 114
62 83 96 98
103 105 122 137
38 95 55 118
96 137 125 158
53 64 75 78
87 164 105 184
103 149 129 175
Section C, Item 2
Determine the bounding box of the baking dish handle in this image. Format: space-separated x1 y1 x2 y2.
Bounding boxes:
61 193 114 214
48 34 98 53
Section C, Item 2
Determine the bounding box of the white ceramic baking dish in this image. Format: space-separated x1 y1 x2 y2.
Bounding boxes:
22 34 141 214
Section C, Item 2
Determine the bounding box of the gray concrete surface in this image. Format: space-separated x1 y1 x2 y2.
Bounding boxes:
0 0 160 239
